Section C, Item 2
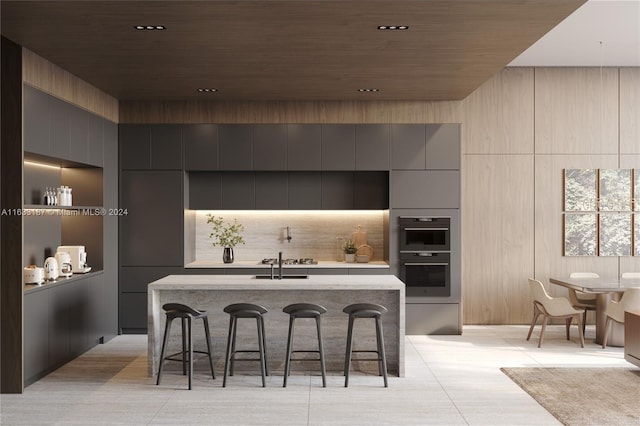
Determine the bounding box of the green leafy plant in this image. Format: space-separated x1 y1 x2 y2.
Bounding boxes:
343 239 357 254
206 214 245 248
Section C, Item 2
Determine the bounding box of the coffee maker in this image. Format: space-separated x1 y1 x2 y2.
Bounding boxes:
56 245 88 273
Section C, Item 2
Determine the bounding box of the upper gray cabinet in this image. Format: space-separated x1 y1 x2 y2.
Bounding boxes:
391 170 460 208
219 124 252 170
49 96 70 160
68 106 89 164
321 172 354 209
391 125 426 170
425 124 461 170
253 125 287 170
184 124 218 171
287 124 321 170
321 125 355 170
23 85 50 155
120 124 183 170
355 125 389 170
87 113 104 167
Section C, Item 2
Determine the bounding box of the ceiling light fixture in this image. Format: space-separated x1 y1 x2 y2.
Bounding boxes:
134 25 166 30
358 88 379 92
377 25 409 30
197 88 218 93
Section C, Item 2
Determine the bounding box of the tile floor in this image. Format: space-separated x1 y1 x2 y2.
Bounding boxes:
0 325 631 425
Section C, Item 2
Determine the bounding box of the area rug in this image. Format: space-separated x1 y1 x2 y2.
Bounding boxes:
501 367 640 426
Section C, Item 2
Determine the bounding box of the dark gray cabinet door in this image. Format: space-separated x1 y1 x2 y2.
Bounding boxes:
120 171 183 265
50 96 70 160
288 172 321 209
87 113 104 167
322 172 354 209
255 172 288 209
356 125 389 170
222 172 255 209
189 172 223 209
425 124 461 170
67 279 88 357
253 125 287 170
120 266 183 293
354 172 389 209
321 125 355 170
86 274 105 345
391 125 426 170
391 170 460 208
120 124 150 170
68 106 88 164
287 124 321 170
150 124 183 170
119 292 149 332
23 85 50 155
219 125 252 170
184 124 218 170
24 290 50 383
48 282 71 368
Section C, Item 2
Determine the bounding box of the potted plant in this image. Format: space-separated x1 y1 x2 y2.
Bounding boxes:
206 214 245 263
343 239 357 263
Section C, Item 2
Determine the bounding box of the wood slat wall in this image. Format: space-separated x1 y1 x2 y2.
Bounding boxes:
22 49 118 122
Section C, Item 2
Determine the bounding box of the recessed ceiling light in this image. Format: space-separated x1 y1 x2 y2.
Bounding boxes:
134 25 166 30
197 88 218 93
358 88 379 92
377 25 409 30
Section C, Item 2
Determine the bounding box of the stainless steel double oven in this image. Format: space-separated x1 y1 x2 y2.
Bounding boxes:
399 216 451 297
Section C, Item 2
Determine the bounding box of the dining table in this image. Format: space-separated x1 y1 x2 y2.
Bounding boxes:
549 276 640 347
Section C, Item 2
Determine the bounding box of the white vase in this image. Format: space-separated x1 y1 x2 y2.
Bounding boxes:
345 253 356 263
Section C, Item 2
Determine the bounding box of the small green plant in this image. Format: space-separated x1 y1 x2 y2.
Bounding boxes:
206 214 245 248
343 239 357 254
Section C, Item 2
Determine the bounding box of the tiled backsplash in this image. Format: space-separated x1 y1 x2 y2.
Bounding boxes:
194 210 385 262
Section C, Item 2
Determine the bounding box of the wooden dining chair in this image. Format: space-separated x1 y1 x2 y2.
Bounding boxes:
527 278 585 348
602 287 640 349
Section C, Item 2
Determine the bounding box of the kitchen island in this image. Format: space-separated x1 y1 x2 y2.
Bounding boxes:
148 274 405 378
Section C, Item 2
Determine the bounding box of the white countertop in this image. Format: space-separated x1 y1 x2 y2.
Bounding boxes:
148 274 404 291
184 260 389 269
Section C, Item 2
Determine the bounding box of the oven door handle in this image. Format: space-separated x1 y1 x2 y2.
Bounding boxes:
403 262 449 266
403 227 449 231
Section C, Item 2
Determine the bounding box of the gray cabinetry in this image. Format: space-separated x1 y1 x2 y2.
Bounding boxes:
189 172 222 209
222 172 255 209
425 124 461 170
255 172 288 209
119 124 150 170
406 303 460 335
391 170 460 208
23 84 50 155
356 125 389 170
68 106 88 164
354 172 389 209
391 125 426 170
287 124 321 170
288 172 321 209
253 125 287 170
219 125 252 170
184 124 218 171
119 292 149 332
150 125 183 170
321 172 354 209
321 125 355 170
24 290 49 384
87 113 104 166
49 96 70 160
120 171 183 265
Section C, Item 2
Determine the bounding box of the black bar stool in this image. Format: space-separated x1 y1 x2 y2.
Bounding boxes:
156 303 215 390
223 303 269 387
343 303 388 388
282 303 327 388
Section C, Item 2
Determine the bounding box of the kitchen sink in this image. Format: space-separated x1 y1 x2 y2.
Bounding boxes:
254 275 309 280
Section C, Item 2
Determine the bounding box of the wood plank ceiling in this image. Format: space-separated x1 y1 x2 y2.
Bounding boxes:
1 0 586 101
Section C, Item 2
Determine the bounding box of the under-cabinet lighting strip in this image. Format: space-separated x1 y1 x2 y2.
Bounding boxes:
24 161 61 170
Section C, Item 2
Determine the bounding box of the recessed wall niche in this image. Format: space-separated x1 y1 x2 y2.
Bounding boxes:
563 169 636 256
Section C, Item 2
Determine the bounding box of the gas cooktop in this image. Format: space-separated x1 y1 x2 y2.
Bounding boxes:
261 258 317 265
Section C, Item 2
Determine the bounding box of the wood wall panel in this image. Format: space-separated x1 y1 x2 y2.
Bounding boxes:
22 49 118 122
119 100 462 124
462 68 534 154
462 154 534 324
533 154 620 297
620 68 640 154
619 155 640 274
535 68 618 154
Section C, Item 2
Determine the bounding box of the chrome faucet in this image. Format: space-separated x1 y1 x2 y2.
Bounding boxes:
278 251 283 279
286 226 292 243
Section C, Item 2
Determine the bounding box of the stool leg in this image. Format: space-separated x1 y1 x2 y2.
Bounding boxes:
156 317 173 385
188 316 193 390
256 317 266 387
203 317 216 380
181 317 187 376
223 316 236 387
344 315 355 387
316 315 327 388
230 317 238 377
375 316 388 388
283 315 295 387
260 315 269 376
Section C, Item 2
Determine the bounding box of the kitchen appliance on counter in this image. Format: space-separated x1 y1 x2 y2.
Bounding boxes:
56 245 91 273
55 251 73 277
24 266 44 284
43 257 59 281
